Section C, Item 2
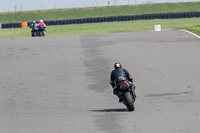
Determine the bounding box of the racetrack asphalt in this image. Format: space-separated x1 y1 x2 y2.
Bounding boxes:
0 30 200 133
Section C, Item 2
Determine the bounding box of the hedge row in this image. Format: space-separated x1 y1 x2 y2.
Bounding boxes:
1 12 200 29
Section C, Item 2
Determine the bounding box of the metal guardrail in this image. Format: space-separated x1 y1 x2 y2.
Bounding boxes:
1 11 200 29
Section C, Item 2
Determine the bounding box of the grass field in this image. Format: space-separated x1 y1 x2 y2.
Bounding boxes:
0 2 200 38
0 2 200 23
1 18 200 38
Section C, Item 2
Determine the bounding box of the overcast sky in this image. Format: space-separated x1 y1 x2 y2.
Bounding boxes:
0 0 198 13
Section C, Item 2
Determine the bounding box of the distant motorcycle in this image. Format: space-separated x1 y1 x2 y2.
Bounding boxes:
118 81 135 111
31 30 38 37
38 25 46 36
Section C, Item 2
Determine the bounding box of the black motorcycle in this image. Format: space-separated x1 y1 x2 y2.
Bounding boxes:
31 30 38 37
119 81 135 111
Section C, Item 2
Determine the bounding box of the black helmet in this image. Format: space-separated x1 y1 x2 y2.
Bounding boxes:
114 61 122 69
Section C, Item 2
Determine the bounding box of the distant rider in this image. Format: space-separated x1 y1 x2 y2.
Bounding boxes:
37 20 46 29
30 21 38 33
37 20 46 35
110 61 136 102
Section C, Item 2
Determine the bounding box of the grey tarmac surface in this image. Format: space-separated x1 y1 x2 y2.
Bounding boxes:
0 30 200 133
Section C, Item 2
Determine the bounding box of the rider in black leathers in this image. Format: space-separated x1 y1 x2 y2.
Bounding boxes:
110 61 136 102
30 21 38 34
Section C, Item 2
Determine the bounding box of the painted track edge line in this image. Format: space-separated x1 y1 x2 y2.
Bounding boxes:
180 29 200 40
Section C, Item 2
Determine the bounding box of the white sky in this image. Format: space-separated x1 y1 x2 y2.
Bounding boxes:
0 0 198 13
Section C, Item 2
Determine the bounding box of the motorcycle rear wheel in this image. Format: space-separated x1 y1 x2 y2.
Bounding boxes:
31 32 37 37
124 92 135 111
39 31 43 36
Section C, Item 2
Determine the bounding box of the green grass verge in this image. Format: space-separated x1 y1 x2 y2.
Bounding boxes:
1 18 200 38
180 25 200 35
1 2 200 23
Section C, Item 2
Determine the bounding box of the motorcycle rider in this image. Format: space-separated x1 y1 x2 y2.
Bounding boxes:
37 20 46 28
30 21 38 34
110 61 136 102
37 20 46 35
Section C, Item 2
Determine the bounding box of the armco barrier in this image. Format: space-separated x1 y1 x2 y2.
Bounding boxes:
1 23 21 29
1 11 200 29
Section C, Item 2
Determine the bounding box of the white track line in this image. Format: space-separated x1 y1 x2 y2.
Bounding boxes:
180 29 200 40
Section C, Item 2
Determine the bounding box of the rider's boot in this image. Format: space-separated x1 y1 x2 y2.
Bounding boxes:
118 94 123 103
131 84 136 100
113 89 123 103
133 93 137 99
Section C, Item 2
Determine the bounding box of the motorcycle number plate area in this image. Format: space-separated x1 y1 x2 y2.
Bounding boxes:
120 84 129 90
